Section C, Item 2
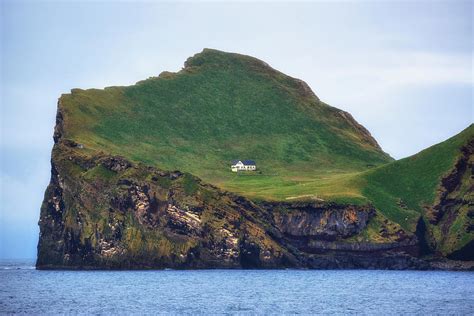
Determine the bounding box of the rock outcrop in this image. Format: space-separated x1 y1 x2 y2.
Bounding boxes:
425 138 474 260
37 144 473 269
38 125 471 269
338 110 383 151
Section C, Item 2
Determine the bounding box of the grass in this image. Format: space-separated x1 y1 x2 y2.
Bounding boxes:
83 165 117 182
361 125 474 231
59 48 391 201
182 174 199 196
221 171 368 203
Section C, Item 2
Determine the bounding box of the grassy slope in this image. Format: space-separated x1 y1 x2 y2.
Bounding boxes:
58 48 472 247
361 124 474 232
60 49 391 201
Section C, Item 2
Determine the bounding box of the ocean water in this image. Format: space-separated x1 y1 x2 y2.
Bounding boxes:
1 260 473 315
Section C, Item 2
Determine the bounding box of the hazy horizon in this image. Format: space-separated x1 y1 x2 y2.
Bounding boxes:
1 0 473 259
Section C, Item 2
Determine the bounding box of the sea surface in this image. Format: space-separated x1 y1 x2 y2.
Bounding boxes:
1 260 473 315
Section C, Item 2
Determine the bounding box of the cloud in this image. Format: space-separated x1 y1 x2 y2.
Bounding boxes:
327 51 471 91
295 50 471 104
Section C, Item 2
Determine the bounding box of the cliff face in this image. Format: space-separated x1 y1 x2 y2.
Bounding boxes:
38 144 283 269
37 143 424 269
424 139 474 260
37 104 474 270
37 107 436 269
38 142 474 269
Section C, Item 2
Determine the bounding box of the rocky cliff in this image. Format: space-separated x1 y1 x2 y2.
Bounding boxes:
37 111 472 270
36 141 419 269
424 138 474 260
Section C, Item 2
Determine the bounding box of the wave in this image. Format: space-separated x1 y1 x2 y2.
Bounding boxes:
0 266 36 270
0 260 36 270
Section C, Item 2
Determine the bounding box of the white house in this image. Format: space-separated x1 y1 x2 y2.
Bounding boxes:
231 160 257 172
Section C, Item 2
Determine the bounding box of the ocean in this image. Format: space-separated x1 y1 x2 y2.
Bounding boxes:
1 260 473 315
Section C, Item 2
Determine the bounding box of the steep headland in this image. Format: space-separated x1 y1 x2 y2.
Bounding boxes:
37 49 473 270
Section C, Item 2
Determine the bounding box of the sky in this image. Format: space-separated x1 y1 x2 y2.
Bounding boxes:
0 0 472 259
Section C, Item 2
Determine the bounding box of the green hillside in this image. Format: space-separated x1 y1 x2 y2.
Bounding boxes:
360 124 473 239
59 48 391 201
57 48 472 245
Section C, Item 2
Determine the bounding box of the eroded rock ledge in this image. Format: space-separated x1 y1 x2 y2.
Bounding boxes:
36 139 473 270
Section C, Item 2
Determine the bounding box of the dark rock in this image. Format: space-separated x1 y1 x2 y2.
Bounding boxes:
100 156 131 172
169 171 182 180
36 141 473 270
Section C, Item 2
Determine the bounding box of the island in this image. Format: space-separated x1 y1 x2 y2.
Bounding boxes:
37 49 473 270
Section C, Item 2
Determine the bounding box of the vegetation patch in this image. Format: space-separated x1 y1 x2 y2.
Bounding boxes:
59 49 391 201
